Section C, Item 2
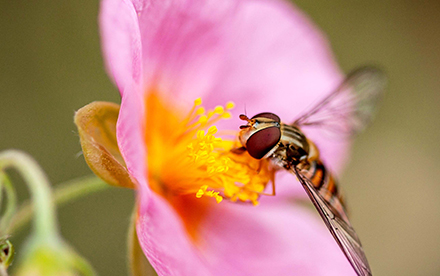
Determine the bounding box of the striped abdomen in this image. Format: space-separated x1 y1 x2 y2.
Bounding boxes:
276 124 348 220
303 159 348 221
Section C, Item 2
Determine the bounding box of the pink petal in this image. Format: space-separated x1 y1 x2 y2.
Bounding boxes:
137 195 355 275
136 0 346 171
135 0 343 113
115 83 147 191
201 202 356 275
100 0 349 173
100 0 143 95
136 196 211 276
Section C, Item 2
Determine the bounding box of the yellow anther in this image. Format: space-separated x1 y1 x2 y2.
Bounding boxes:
196 107 205 115
198 115 208 124
180 97 273 205
191 154 199 162
205 135 213 143
207 126 218 135
221 112 232 119
207 167 216 174
196 185 208 198
207 156 216 164
196 185 223 203
194 98 202 106
215 195 223 203
214 106 224 114
197 130 205 139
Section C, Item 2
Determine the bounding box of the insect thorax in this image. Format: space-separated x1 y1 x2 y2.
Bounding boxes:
268 124 310 169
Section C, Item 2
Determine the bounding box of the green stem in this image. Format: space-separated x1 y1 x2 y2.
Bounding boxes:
7 175 109 234
0 173 17 234
0 150 57 242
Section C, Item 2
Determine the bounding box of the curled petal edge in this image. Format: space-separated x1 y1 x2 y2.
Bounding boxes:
74 101 136 189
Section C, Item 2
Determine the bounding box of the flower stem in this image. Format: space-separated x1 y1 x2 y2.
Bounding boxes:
0 150 57 242
7 175 109 235
0 173 17 234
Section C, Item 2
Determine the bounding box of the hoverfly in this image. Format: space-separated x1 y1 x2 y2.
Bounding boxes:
237 67 386 276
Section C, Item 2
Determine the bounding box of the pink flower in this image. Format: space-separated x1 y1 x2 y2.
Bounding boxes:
82 0 356 274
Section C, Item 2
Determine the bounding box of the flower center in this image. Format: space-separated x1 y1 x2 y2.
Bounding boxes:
145 93 273 206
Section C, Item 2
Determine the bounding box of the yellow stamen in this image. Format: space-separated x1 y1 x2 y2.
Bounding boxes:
196 107 205 115
221 112 232 119
226 101 235 110
214 106 224 114
194 98 202 106
196 185 223 203
146 93 274 206
198 115 208 124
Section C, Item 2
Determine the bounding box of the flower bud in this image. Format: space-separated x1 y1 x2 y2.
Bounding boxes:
14 236 95 276
0 236 14 274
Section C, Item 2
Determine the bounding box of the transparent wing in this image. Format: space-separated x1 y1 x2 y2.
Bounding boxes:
291 166 372 276
293 67 386 138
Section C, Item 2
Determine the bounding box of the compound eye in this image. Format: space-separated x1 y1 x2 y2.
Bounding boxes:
246 126 281 159
251 112 280 123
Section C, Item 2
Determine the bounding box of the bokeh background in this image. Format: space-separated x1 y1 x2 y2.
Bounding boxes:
1 0 439 275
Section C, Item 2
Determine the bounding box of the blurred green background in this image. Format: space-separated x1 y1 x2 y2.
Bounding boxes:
1 0 439 275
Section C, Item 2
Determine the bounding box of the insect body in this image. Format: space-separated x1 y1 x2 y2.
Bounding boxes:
237 67 386 276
